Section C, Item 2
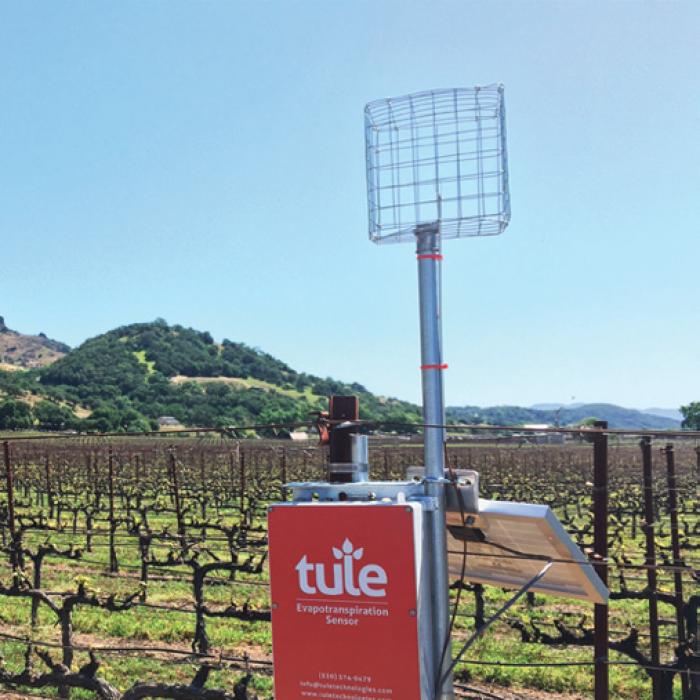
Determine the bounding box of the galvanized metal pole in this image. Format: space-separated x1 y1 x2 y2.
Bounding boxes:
416 224 454 700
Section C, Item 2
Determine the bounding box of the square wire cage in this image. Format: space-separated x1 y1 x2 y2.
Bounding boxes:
365 85 510 244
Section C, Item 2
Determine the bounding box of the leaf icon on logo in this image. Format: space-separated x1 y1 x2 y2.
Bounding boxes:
342 538 354 554
332 547 342 559
353 548 364 560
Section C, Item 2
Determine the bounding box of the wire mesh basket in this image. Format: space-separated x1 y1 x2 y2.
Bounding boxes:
365 85 510 244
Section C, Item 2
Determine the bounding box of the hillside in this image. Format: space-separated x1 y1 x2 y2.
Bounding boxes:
0 316 69 369
642 407 684 422
532 402 684 424
446 403 681 430
0 320 420 432
0 318 684 433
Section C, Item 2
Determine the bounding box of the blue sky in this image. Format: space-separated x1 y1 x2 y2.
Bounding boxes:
1 1 698 409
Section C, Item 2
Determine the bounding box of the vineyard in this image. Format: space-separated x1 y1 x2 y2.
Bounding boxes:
0 430 697 699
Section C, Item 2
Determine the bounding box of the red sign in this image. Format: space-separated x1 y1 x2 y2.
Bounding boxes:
269 503 422 700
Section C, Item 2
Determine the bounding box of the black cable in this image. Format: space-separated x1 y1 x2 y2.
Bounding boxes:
435 445 470 698
440 560 554 689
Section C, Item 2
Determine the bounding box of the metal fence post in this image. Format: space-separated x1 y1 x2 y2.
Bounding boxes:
592 421 609 700
45 454 54 518
240 448 246 515
108 446 118 573
280 450 287 501
640 437 661 699
663 443 690 700
3 441 21 573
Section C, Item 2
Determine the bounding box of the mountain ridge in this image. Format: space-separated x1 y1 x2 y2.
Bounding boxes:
447 403 680 430
530 401 682 423
0 315 70 369
0 318 685 432
642 407 683 422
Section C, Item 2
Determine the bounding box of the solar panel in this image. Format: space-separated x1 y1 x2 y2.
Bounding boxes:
446 499 608 604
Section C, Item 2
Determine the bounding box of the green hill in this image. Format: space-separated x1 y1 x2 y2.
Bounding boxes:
0 320 420 432
0 318 683 433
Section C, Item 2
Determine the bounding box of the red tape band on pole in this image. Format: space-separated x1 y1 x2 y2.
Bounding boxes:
416 254 443 260
420 363 448 370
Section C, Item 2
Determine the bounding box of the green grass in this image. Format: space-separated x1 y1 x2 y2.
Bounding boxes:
172 374 325 406
132 350 156 375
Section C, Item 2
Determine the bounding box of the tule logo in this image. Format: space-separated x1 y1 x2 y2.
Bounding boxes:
295 538 388 598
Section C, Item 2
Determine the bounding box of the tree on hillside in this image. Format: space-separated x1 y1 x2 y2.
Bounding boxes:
577 416 601 427
0 370 32 397
34 400 77 430
0 400 33 430
680 402 700 430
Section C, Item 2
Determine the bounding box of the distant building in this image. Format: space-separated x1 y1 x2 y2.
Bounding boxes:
515 427 564 445
157 416 182 428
